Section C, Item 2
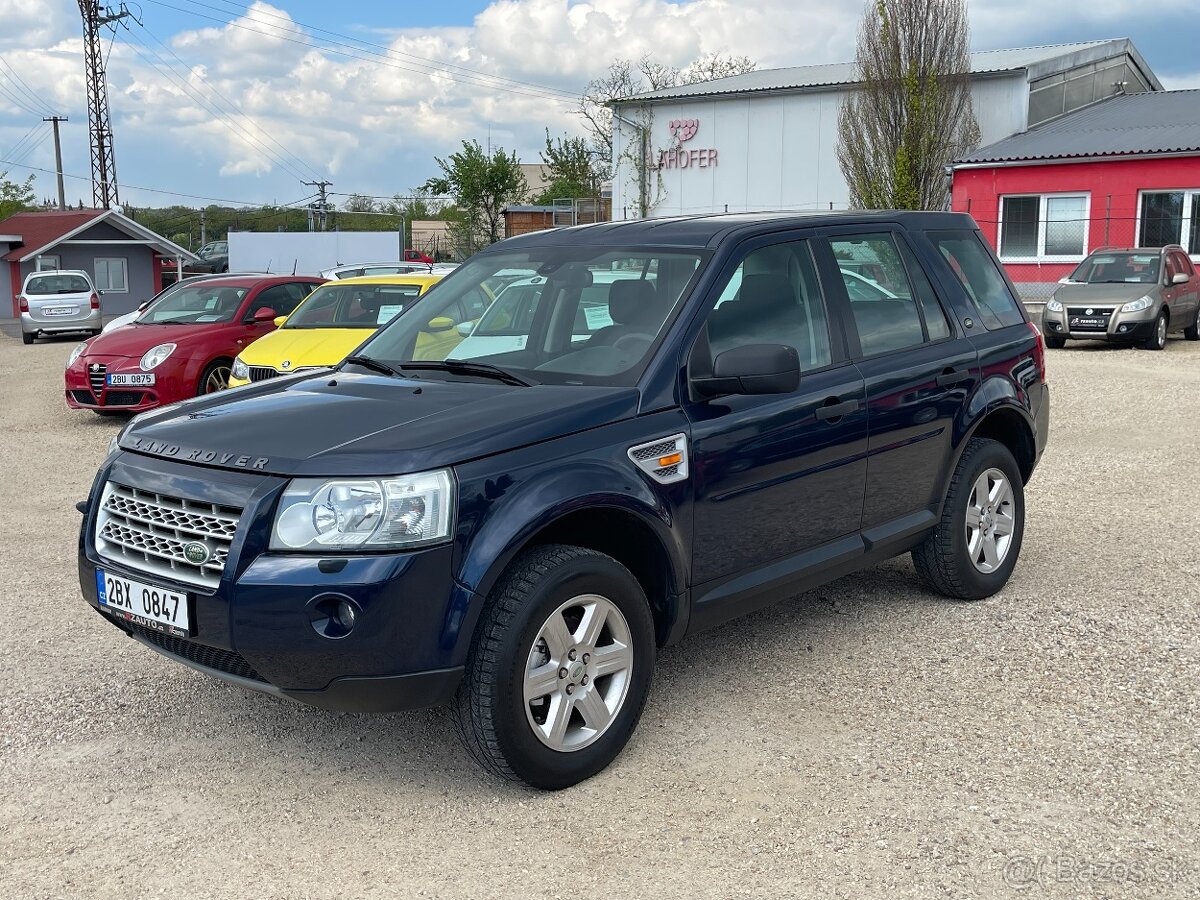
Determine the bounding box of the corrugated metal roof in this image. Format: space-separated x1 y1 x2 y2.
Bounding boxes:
618 40 1134 103
955 89 1200 164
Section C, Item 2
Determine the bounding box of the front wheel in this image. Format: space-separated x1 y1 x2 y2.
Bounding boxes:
198 359 232 395
453 544 655 789
1144 311 1168 350
1044 333 1066 349
912 438 1025 600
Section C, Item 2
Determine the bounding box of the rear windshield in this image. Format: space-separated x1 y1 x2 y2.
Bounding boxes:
285 282 427 329
1069 253 1160 284
27 274 91 295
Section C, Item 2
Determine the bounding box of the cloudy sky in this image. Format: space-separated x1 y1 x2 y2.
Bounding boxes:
0 0 1196 211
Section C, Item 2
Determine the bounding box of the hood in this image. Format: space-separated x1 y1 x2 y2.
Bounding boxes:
1052 282 1158 306
119 372 641 476
240 327 371 369
84 320 228 359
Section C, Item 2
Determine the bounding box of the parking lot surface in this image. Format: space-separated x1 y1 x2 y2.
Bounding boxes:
1 333 1197 899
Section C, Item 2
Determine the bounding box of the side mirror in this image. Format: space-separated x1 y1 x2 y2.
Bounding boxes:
97 290 105 296
456 321 474 337
137 300 150 311
252 307 278 322
1171 271 1189 285
274 315 288 328
692 344 800 398
427 316 455 332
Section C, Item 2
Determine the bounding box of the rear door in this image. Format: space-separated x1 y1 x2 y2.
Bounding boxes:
1169 250 1199 323
818 228 979 538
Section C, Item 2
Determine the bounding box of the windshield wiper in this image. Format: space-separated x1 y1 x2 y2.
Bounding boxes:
396 360 535 387
342 354 402 377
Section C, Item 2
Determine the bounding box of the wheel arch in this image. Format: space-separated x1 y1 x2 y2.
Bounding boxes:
958 404 1037 486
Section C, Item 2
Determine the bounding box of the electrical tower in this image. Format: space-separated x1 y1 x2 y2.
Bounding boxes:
79 1 130 209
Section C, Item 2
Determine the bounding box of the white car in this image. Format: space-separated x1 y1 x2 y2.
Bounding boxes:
320 262 434 280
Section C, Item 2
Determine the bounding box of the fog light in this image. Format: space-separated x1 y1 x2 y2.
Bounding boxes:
334 599 357 630
309 593 360 639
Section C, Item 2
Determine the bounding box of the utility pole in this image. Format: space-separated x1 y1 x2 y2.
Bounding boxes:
78 1 130 209
199 208 206 244
303 180 332 231
42 116 68 210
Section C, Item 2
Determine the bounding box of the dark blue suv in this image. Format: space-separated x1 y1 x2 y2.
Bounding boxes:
79 212 1049 789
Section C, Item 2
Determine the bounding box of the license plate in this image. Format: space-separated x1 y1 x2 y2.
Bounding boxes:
1069 316 1107 329
96 569 191 636
107 373 156 386
43 306 78 317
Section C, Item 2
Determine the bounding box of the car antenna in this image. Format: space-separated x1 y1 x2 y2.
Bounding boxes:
292 260 298 275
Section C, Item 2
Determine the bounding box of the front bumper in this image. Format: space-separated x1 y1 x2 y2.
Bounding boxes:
21 309 102 335
1041 305 1157 342
78 452 476 712
65 354 196 412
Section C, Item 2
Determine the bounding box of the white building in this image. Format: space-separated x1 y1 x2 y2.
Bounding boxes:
610 39 1160 220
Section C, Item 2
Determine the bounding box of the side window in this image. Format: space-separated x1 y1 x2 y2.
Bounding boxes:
897 239 951 341
829 234 926 356
928 230 1025 330
704 240 832 370
247 285 295 319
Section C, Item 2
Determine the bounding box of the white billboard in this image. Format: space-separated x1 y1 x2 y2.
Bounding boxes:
228 231 403 275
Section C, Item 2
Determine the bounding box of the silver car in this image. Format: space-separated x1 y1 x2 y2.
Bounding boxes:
1041 245 1200 351
19 270 103 344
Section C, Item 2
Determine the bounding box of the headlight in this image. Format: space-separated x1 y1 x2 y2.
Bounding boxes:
270 469 454 551
1046 298 1064 312
67 342 88 368
231 357 249 380
140 343 176 371
1122 296 1153 313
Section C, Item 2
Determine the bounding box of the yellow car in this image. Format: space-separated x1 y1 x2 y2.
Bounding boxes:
228 273 447 386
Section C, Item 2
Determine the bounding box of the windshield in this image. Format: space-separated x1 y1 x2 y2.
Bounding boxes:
1069 253 1161 284
354 247 703 386
138 283 248 324
27 274 90 295
285 282 428 329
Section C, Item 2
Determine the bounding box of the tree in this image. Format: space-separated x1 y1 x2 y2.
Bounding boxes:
534 130 601 204
0 171 36 220
579 53 757 177
837 0 979 210
424 140 528 252
342 193 377 213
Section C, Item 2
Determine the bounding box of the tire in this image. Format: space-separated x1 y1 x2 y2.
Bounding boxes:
198 359 232 396
21 332 34 345
1044 334 1066 349
1184 310 1199 342
452 544 656 789
1144 311 1168 350
912 438 1025 601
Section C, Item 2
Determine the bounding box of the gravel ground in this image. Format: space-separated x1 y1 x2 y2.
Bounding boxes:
1 332 1197 899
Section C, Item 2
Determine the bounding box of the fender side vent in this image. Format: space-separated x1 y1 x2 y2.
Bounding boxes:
628 433 689 484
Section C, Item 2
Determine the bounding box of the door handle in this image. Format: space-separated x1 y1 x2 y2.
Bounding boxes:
815 397 860 421
936 368 970 388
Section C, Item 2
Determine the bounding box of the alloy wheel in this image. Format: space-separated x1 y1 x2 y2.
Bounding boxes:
523 594 634 751
965 467 1016 574
204 365 231 393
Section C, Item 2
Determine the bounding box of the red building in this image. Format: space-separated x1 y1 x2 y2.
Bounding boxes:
951 90 1200 298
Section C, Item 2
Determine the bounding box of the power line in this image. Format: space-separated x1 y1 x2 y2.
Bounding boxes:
8 128 53 168
1 122 48 164
0 56 56 116
183 0 581 101
140 0 579 105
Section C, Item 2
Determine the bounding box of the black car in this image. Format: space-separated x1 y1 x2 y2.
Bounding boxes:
78 211 1049 789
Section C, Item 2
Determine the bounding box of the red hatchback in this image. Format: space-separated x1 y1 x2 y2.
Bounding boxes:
66 275 323 413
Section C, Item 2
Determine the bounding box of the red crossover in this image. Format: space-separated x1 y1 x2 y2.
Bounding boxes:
65 275 323 414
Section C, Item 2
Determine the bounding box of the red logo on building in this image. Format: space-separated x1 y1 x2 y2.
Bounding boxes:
659 118 717 170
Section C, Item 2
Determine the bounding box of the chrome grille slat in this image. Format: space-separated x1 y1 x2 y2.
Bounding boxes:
95 482 242 589
88 363 106 395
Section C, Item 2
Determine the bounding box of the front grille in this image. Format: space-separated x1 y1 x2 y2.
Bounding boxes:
88 363 106 395
70 389 96 405
1066 306 1114 331
95 482 242 589
100 390 146 407
124 620 266 683
248 366 280 383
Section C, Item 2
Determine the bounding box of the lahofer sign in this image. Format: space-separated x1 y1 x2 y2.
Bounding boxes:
658 118 718 170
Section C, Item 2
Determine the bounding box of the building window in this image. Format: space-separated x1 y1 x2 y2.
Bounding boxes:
998 194 1089 261
94 257 128 293
1138 191 1200 255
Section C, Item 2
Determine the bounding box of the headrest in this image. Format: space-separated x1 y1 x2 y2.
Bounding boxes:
738 274 794 311
608 279 657 324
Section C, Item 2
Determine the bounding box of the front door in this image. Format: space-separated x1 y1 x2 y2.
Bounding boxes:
685 237 868 617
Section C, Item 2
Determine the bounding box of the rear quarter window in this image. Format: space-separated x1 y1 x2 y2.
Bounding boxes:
928 230 1026 330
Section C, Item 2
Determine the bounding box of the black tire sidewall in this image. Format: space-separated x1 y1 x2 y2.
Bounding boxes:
488 553 655 789
944 442 1026 599
1145 312 1167 350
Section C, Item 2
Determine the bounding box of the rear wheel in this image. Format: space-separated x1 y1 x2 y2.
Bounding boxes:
1184 310 1199 341
453 544 655 789
1044 334 1066 349
912 438 1025 601
1144 311 1168 350
21 332 34 345
198 359 232 395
